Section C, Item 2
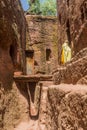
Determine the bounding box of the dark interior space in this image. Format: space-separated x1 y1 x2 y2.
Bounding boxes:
46 48 51 61
10 42 18 67
81 7 85 22
59 14 61 24
28 82 36 103
25 50 34 58
66 19 71 45
67 0 69 7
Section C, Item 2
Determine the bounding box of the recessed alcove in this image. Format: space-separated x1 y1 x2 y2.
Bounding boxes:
46 48 51 61
10 43 17 66
25 50 34 75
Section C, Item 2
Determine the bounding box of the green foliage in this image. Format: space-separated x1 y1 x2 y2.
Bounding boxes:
27 0 56 16
41 0 56 16
27 0 41 15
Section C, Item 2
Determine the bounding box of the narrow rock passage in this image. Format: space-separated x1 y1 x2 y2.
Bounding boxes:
14 82 48 130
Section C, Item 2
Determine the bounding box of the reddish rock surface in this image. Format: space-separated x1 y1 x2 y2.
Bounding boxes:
47 84 87 130
0 1 27 130
0 0 26 88
54 0 87 85
14 84 87 130
26 15 58 74
57 0 87 63
53 48 87 85
1 0 87 130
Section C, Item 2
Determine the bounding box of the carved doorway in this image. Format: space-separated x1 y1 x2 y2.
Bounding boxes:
25 50 34 75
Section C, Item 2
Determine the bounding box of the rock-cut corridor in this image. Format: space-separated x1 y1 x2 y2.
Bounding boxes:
0 0 87 130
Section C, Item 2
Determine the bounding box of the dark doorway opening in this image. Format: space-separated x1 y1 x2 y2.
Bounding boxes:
59 14 61 24
28 82 36 103
25 50 34 75
67 0 69 6
46 48 51 61
10 43 17 66
66 19 71 45
25 50 34 58
81 8 84 22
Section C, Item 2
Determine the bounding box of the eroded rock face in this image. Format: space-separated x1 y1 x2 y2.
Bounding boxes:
0 1 27 130
53 48 87 85
54 0 87 84
57 0 87 63
0 83 29 130
26 15 58 74
46 85 87 130
0 0 26 88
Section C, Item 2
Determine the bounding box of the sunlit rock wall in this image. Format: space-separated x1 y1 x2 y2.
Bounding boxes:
53 48 87 85
26 15 58 74
53 0 87 85
46 84 87 130
57 0 87 63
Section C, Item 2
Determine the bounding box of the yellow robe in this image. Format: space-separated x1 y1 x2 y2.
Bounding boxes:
61 43 71 64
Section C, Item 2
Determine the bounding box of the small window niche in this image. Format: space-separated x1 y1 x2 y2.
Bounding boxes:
25 50 34 75
67 0 69 7
10 42 17 67
25 50 34 59
46 48 51 61
66 19 71 45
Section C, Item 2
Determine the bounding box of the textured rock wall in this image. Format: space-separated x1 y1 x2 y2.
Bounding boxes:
26 15 58 74
53 48 87 85
53 48 87 84
0 0 26 88
57 0 87 63
46 84 87 130
53 0 87 84
0 1 27 130
0 83 29 130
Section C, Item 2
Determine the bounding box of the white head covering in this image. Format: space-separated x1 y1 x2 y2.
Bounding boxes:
62 40 69 47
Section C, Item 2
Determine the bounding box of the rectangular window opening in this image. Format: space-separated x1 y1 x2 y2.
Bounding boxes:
25 50 34 58
25 50 34 75
46 49 51 61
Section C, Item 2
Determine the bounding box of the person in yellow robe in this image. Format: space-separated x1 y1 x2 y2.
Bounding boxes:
61 40 71 64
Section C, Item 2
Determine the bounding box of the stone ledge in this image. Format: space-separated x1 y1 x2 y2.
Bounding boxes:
49 84 87 95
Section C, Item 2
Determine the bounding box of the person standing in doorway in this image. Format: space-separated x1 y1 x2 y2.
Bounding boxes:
61 40 71 64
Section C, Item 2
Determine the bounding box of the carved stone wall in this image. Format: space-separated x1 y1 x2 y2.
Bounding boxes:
0 0 26 88
57 0 87 63
0 1 27 130
46 84 87 130
53 0 87 84
53 48 87 85
26 15 58 74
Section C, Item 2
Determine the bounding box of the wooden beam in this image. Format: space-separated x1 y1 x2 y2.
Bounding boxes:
14 74 53 82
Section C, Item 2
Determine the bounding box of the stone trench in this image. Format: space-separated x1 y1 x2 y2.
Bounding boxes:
0 0 87 130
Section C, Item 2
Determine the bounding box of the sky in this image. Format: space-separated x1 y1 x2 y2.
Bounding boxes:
20 0 45 11
20 0 29 11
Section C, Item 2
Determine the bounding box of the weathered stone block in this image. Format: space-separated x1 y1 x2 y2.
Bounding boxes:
46 84 87 130
26 15 58 74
